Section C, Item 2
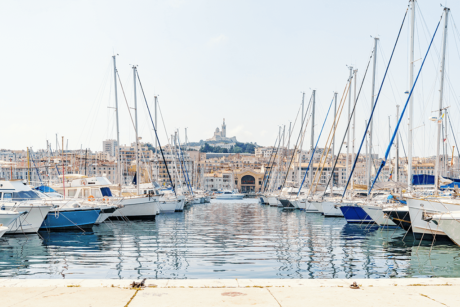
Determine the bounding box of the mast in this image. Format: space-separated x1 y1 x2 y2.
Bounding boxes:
331 92 337 191
112 55 121 187
309 90 316 185
346 66 353 185
133 65 140 195
395 105 400 182
435 7 449 194
62 136 65 199
408 0 416 191
352 69 357 190
388 116 391 179
298 92 305 186
368 37 379 190
27 147 30 185
154 95 158 182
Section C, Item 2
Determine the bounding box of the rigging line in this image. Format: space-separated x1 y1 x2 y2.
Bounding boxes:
265 93 313 192
264 128 285 193
322 50 374 196
343 7 409 198
116 71 137 132
177 131 193 194
280 94 315 188
309 78 351 195
261 135 279 192
157 100 183 191
369 14 443 195
446 112 460 160
136 70 176 196
283 95 334 189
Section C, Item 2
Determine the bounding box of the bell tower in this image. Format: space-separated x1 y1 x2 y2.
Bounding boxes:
222 118 226 138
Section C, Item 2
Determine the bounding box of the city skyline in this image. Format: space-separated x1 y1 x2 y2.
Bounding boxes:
1 0 460 161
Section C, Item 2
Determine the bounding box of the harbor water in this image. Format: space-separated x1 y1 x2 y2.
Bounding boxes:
1 198 460 279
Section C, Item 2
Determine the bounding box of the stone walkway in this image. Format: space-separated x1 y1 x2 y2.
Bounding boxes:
1 278 459 306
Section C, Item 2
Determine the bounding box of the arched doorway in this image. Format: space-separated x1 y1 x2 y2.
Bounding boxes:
241 175 255 193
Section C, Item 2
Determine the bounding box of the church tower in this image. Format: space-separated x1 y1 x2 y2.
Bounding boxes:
222 118 226 138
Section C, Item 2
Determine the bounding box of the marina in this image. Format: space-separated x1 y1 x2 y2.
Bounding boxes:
1 199 460 280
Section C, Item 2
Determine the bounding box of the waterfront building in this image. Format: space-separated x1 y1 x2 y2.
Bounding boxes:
102 139 118 157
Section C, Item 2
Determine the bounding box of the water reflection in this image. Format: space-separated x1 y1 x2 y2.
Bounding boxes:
1 199 460 279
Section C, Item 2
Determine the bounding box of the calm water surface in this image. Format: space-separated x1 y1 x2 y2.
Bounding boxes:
1 198 460 279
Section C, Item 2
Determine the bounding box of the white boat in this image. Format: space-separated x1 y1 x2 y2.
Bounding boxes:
321 200 344 217
0 181 53 234
311 200 324 213
361 203 397 226
53 177 159 220
406 197 460 239
0 225 8 239
0 210 23 228
431 212 460 246
215 190 244 200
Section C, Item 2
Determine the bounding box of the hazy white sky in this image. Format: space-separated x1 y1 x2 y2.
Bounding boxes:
1 0 460 159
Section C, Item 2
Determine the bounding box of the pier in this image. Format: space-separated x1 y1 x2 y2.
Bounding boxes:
1 278 459 306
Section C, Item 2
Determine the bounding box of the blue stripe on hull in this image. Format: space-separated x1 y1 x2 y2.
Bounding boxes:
40 209 100 230
340 206 374 224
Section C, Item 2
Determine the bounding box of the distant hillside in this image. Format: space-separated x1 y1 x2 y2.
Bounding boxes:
199 142 257 154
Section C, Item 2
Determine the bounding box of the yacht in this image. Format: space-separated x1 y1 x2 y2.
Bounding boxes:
52 177 160 220
0 180 53 234
215 190 244 200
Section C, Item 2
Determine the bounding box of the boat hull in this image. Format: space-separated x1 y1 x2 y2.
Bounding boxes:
268 197 280 207
95 207 117 225
311 201 324 213
322 202 344 217
0 226 8 238
406 198 459 239
386 208 412 231
110 197 159 220
340 205 373 223
434 218 460 246
3 205 52 234
361 205 396 226
40 208 100 230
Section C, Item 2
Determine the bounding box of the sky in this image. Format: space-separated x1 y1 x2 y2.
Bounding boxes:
2 0 460 160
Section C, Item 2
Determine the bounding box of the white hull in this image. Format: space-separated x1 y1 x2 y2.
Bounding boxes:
361 204 396 226
3 205 52 234
0 212 22 228
311 201 324 213
158 201 177 213
0 226 8 238
305 201 320 212
268 197 280 207
288 200 300 209
434 217 460 246
261 196 269 204
407 198 460 237
215 195 244 200
95 212 112 224
175 199 185 211
322 201 344 217
112 197 159 219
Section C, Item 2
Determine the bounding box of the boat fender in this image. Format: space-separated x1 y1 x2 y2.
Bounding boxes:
88 195 95 201
81 179 86 186
102 197 109 202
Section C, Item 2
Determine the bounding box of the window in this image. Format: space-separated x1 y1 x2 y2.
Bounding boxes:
68 189 77 197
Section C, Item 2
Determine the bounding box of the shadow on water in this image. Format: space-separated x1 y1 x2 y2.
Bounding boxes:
1 199 460 279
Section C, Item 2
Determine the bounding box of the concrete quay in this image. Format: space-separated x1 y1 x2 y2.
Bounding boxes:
1 278 459 306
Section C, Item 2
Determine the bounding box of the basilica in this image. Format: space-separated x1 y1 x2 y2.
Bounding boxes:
206 119 237 142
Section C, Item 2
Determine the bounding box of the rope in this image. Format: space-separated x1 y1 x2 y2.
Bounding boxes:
281 94 314 189
309 79 351 196
322 50 374 196
135 70 177 197
343 7 409 198
369 14 442 195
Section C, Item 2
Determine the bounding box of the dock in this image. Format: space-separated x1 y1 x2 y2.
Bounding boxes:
1 278 459 306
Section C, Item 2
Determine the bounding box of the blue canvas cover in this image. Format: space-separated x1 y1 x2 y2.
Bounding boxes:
412 174 435 186
35 186 57 193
